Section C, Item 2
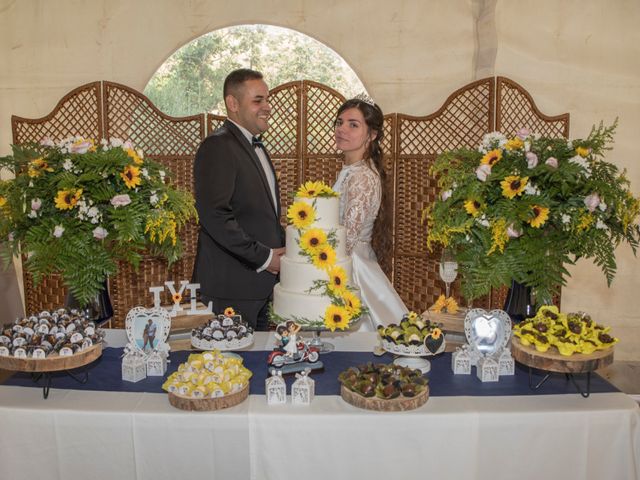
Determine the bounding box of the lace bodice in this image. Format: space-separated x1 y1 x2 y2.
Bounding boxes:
333 161 382 254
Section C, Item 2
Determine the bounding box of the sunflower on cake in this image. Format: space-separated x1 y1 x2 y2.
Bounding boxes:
271 181 364 331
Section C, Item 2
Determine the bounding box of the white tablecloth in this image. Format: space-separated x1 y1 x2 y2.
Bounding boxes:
1 332 638 480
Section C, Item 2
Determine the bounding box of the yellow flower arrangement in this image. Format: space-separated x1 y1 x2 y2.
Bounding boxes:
299 228 327 253
425 122 640 302
0 136 197 305
324 305 352 331
287 201 315 229
327 266 348 295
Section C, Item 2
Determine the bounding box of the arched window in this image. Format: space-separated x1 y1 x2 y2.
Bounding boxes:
144 25 366 116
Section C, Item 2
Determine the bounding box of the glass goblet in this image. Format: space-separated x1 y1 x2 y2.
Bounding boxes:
438 250 458 298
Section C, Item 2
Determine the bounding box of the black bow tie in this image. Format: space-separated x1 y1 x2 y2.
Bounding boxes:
252 136 265 149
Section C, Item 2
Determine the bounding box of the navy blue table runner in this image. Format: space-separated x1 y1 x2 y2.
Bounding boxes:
5 347 618 396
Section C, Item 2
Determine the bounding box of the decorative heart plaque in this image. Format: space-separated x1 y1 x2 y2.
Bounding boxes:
464 308 511 357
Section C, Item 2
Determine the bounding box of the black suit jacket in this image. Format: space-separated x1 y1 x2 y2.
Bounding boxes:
192 120 285 300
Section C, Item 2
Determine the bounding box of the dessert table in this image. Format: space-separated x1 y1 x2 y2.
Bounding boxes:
0 331 638 480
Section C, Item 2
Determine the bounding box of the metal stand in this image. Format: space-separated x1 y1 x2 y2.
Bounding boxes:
31 366 91 399
527 367 592 398
308 330 334 354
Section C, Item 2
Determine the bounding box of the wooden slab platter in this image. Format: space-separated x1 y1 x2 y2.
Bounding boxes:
0 343 103 373
511 340 614 373
168 384 249 411
340 384 429 412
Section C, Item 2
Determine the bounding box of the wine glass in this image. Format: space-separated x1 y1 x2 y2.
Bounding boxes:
438 249 458 298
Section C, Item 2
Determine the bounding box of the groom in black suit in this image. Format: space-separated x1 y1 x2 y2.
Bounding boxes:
193 69 285 330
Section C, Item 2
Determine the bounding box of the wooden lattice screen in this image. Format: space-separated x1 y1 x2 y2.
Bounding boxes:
11 77 568 326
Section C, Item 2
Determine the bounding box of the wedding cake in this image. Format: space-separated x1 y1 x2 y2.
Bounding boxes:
272 182 362 330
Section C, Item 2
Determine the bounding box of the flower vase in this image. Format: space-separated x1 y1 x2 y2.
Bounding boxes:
503 280 534 323
65 279 113 326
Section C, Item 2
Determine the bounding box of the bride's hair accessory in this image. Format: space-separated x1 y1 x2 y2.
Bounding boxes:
353 92 375 107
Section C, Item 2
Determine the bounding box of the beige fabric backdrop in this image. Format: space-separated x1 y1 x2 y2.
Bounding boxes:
1 0 638 359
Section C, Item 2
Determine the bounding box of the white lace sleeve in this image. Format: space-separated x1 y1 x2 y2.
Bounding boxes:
342 166 381 254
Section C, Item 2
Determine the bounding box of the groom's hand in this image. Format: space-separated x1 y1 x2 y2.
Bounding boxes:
266 247 286 274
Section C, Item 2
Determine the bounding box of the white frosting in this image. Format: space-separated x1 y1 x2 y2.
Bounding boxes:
293 196 339 228
273 284 334 322
284 225 347 260
279 255 352 292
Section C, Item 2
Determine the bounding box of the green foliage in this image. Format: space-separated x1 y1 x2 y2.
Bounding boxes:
144 25 365 116
0 137 197 306
425 121 640 303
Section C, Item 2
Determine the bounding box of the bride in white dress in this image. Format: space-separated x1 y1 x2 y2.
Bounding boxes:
332 97 408 331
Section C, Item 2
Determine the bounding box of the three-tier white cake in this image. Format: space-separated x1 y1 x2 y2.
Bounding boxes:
272 196 355 325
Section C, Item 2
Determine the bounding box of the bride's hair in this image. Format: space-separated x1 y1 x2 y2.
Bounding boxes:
336 98 393 274
336 98 385 179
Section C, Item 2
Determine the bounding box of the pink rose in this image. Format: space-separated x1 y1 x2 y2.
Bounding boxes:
545 157 558 169
53 225 65 238
475 164 492 182
584 193 600 212
70 140 93 154
110 194 132 207
507 224 522 238
93 226 108 240
516 128 530 140
526 152 538 168
31 198 42 211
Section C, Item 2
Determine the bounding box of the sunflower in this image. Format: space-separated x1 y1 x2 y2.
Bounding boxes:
529 205 550 228
54 188 83 210
341 290 362 316
121 165 142 189
430 327 443 340
575 146 590 157
311 244 336 270
172 293 182 304
463 199 483 217
407 311 418 321
327 266 348 294
224 307 235 316
323 304 351 331
27 158 53 178
505 137 524 150
297 181 324 198
501 175 528 199
480 149 502 166
299 228 327 253
287 201 315 229
320 184 338 196
430 294 448 313
126 148 144 165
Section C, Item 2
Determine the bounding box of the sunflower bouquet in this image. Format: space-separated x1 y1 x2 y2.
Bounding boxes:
282 181 364 331
424 121 640 303
0 136 197 305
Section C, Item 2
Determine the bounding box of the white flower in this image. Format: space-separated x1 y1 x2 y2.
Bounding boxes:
477 215 490 227
111 194 132 207
31 198 42 211
524 183 540 196
159 170 166 181
8 232 14 242
595 219 608 230
441 190 452 201
567 140 573 149
87 206 99 218
141 168 150 179
150 193 159 205
136 148 144 160
598 201 607 212
63 159 74 171
481 131 508 150
561 214 572 224
40 137 55 147
545 157 558 169
53 225 65 238
123 140 134 150
584 193 601 212
100 138 109 147
93 226 108 239
526 152 538 168
524 141 531 152
110 138 124 148
475 164 492 182
27 210 38 219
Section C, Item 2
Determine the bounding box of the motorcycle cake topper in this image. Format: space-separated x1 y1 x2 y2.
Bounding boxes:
269 321 324 375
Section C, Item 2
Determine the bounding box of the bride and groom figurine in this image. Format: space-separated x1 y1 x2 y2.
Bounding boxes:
193 68 407 333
